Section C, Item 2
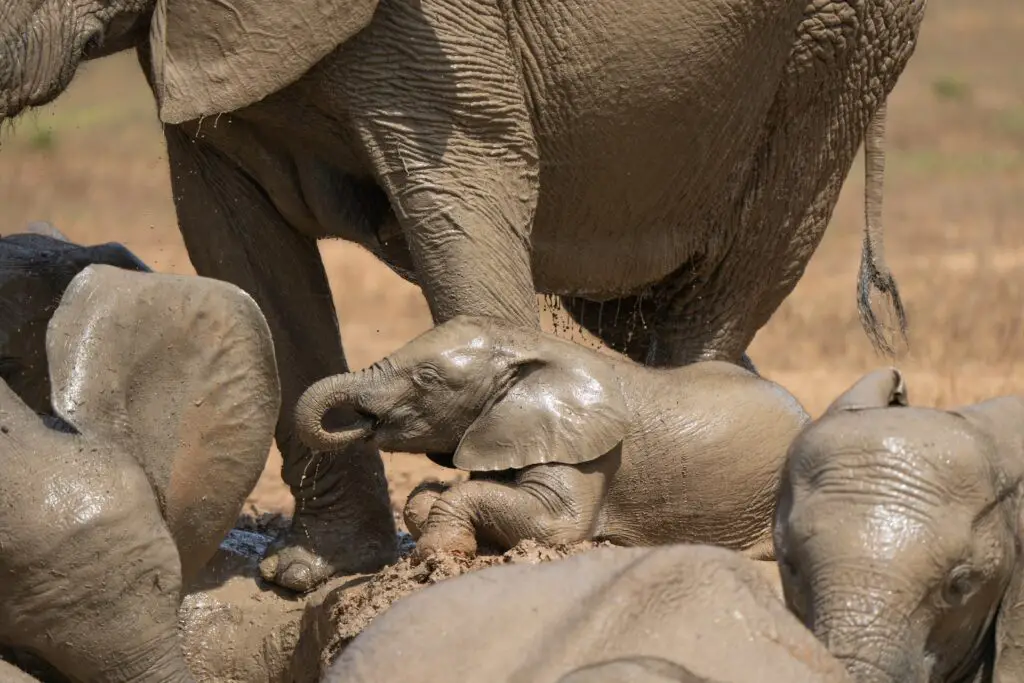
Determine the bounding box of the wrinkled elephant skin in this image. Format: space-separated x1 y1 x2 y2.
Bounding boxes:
775 367 1024 683
1 0 926 592
296 316 809 560
329 544 853 683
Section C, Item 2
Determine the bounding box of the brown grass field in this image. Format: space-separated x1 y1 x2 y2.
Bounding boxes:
2 1 1023 520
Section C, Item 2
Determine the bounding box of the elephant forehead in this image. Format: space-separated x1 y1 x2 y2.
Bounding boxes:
793 409 994 488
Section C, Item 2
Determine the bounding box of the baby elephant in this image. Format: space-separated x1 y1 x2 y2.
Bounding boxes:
774 368 1024 683
296 315 808 559
328 544 852 683
0 263 280 683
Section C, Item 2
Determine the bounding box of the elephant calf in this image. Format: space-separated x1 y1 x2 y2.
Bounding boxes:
0 246 280 682
327 544 852 683
296 315 808 559
774 368 1024 683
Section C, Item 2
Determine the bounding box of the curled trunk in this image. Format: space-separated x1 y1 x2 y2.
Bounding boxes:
294 370 377 453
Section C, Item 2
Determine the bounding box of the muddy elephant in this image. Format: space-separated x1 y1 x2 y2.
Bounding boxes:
327 543 851 682
0 222 150 414
0 262 280 683
0 0 924 592
296 315 809 559
774 367 1024 683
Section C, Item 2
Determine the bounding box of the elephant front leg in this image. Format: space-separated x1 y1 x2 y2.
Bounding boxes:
163 126 398 592
410 464 603 558
347 0 540 327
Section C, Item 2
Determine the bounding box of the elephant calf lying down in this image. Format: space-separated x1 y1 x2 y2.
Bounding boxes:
0 233 280 683
327 544 852 683
775 368 1024 683
296 315 809 559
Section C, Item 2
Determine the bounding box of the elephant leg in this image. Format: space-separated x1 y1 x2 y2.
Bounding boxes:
163 125 397 592
345 0 540 328
413 464 604 558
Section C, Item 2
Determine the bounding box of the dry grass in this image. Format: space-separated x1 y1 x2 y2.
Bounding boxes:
2 0 1023 514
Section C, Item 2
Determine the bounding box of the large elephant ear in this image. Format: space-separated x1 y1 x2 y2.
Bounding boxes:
149 0 380 124
823 367 908 415
45 265 281 581
452 344 630 472
994 483 1024 682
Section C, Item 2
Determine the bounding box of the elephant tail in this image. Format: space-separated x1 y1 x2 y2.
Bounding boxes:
857 99 909 357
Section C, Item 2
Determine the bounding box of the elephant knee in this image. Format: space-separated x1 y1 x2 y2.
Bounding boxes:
403 480 451 540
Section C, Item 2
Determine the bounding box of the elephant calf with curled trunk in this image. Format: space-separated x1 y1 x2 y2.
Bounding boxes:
296 315 809 559
0 252 280 682
774 368 1024 683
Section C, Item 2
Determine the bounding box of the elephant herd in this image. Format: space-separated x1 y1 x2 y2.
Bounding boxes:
2 223 1022 683
8 0 1007 681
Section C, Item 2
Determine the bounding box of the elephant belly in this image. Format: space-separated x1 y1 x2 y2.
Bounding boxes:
511 0 806 298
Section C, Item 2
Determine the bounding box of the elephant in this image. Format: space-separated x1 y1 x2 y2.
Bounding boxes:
773 367 1024 683
0 0 925 592
0 222 150 414
0 660 44 683
326 543 853 683
295 315 809 559
0 262 280 683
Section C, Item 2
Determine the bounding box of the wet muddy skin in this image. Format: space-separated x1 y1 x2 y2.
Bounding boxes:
2 515 602 683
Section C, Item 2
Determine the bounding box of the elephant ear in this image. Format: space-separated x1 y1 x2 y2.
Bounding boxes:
149 0 380 124
452 346 630 472
823 367 908 415
994 481 1024 682
45 264 281 580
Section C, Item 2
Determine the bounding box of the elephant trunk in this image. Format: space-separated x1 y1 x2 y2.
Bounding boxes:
98 634 196 683
294 365 387 454
809 589 926 683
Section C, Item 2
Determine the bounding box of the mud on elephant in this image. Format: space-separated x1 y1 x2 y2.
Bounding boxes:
328 544 852 683
1 0 924 591
774 368 1024 683
0 255 280 682
295 315 809 559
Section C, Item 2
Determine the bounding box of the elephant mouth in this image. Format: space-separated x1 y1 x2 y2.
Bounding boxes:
321 406 382 443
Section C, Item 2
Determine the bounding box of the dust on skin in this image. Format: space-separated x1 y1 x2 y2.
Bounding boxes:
178 512 607 683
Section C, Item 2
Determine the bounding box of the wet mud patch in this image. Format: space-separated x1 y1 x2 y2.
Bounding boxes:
181 513 608 682
1 509 607 682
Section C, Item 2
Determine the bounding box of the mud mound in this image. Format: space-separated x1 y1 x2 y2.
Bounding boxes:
180 514 608 682
308 538 611 671
2 508 607 683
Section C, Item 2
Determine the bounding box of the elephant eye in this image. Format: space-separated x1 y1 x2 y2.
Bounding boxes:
412 364 442 386
941 566 979 607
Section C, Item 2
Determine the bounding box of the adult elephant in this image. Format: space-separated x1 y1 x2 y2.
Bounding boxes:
0 0 924 592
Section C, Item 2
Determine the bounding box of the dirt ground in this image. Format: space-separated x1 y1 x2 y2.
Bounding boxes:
2 1 1023 523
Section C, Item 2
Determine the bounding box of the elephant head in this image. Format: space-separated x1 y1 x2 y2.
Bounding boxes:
0 226 149 415
0 375 194 683
0 0 378 125
295 315 630 472
44 263 281 582
774 367 1024 683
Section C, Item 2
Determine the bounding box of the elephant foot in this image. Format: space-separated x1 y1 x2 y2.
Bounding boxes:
412 520 479 561
258 511 399 593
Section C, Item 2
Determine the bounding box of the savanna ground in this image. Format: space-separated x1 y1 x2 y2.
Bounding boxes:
1 0 1022 524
